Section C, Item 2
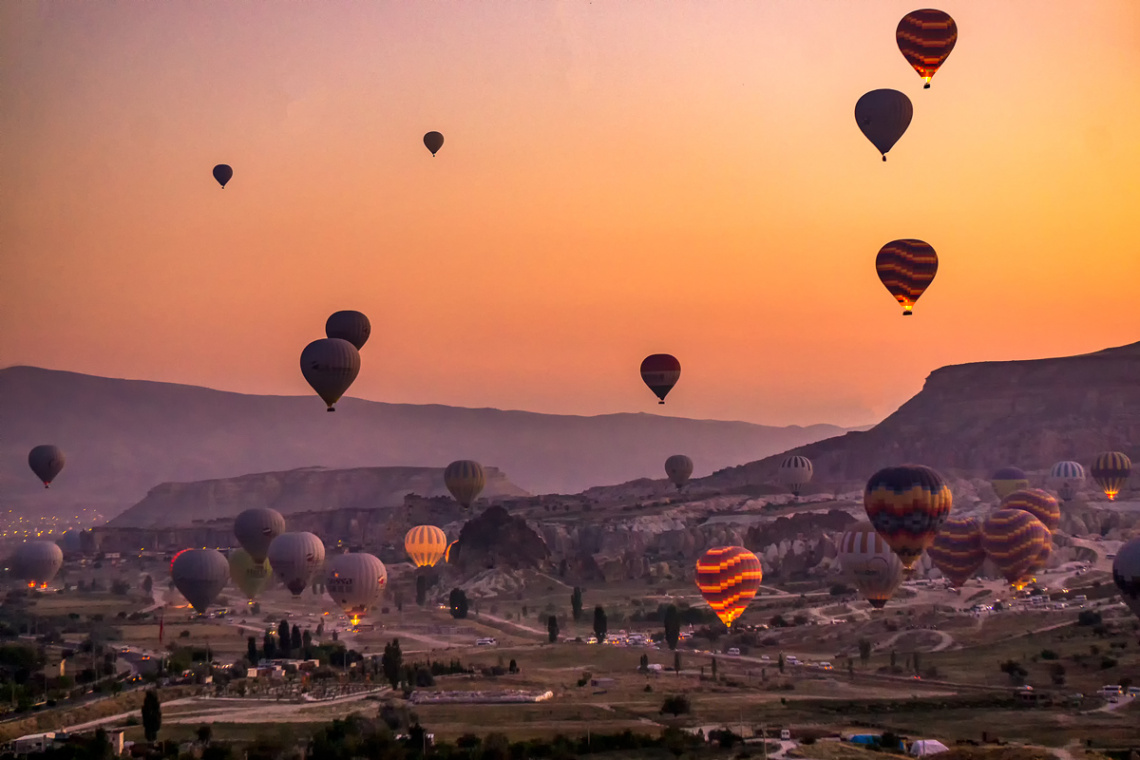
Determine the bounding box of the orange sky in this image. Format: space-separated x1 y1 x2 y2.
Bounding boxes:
2 1 1139 428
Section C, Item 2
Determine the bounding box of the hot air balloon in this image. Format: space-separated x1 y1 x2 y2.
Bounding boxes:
864 465 952 569
855 89 913 161
424 131 444 156
28 445 65 488
838 523 904 608
1090 452 1131 501
1112 537 1140 621
875 239 937 316
896 9 958 89
778 455 813 497
228 548 272 601
445 540 458 563
325 552 388 626
664 455 694 491
405 525 448 568
325 311 371 351
926 517 985 588
694 546 763 628
300 338 361 411
981 509 1051 589
11 541 64 589
267 532 326 596
171 549 230 613
233 508 285 564
1001 489 1060 532
444 460 485 508
1048 461 1085 502
212 164 233 188
990 467 1030 501
640 354 680 404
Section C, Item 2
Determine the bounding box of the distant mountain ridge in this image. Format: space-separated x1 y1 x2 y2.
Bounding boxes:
0 366 847 518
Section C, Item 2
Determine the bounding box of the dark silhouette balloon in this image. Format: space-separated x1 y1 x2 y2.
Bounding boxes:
664 455 693 491
325 311 371 350
233 508 286 564
444 460 485 508
640 354 681 404
1113 537 1140 621
876 239 938 316
212 164 233 188
897 9 958 88
28 445 65 488
171 549 230 613
11 541 64 589
268 532 326 596
424 132 445 156
300 338 361 411
855 89 913 161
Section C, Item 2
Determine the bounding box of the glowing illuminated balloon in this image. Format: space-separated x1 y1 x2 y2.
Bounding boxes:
212 164 233 188
268 532 326 596
1001 489 1060 532
981 509 1050 589
228 548 272 600
926 517 985 588
778 455 813 496
28 445 65 488
405 525 448 568
1090 451 1131 501
444 540 458 563
233 508 285 564
300 338 361 412
694 546 763 627
838 523 904 609
864 465 952 569
11 541 64 589
640 354 681 404
665 455 694 491
1112 537 1140 621
1048 461 1085 502
325 552 388 625
876 239 937 316
896 9 958 88
990 467 1030 501
325 311 371 351
424 131 444 156
171 549 230 614
444 460 485 508
855 89 913 161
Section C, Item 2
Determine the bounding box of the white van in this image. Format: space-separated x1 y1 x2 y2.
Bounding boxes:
1098 685 1123 700
475 637 497 646
727 647 741 656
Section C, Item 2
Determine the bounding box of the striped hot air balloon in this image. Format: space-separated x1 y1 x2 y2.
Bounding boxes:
1090 452 1131 501
926 517 985 588
640 354 681 404
864 465 952 569
896 9 958 89
1048 460 1085 502
990 467 1030 501
694 546 763 628
1001 489 1060 532
405 525 448 568
444 460 486 508
875 240 937 315
779 456 813 497
838 523 904 609
981 509 1051 589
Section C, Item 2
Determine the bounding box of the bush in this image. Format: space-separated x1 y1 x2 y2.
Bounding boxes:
1100 657 1118 669
660 694 691 716
1040 649 1059 660
1078 610 1102 626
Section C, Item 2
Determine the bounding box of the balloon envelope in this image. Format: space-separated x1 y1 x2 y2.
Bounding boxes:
212 164 233 188
300 338 361 411
981 509 1050 588
664 455 693 490
233 508 286 564
268 532 326 596
325 552 388 624
875 240 938 315
1112 537 1140 621
325 311 371 350
864 465 952 568
405 525 448 568
990 467 1030 501
896 9 958 87
1090 452 1131 501
172 549 230 613
926 517 985 588
1001 489 1060 532
228 548 272 600
695 546 763 627
444 460 485 508
838 523 904 608
640 354 681 403
1048 461 1085 502
778 455 813 496
28 445 65 488
424 131 445 156
854 89 913 160
11 541 64 588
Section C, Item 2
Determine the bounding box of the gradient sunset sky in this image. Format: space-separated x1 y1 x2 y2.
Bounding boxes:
3 1 1139 428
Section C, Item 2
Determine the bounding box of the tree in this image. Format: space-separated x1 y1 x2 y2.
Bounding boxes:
143 575 153 594
316 621 325 637
247 636 258 666
890 649 897 669
382 639 403 689
571 587 583 622
449 588 469 619
711 657 718 681
302 629 313 656
197 725 212 745
858 639 872 666
141 689 162 742
912 651 921 674
394 589 404 613
263 631 277 661
848 659 855 677
778 653 785 673
674 651 681 675
416 575 428 606
593 605 608 642
640 653 649 672
547 615 559 643
291 624 302 652
660 694 691 716
278 620 290 654
663 604 681 651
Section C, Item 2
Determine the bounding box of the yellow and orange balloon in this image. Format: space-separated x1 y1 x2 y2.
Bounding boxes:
405 525 448 568
695 546 763 628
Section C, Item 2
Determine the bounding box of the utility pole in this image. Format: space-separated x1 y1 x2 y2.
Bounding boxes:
761 723 768 760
